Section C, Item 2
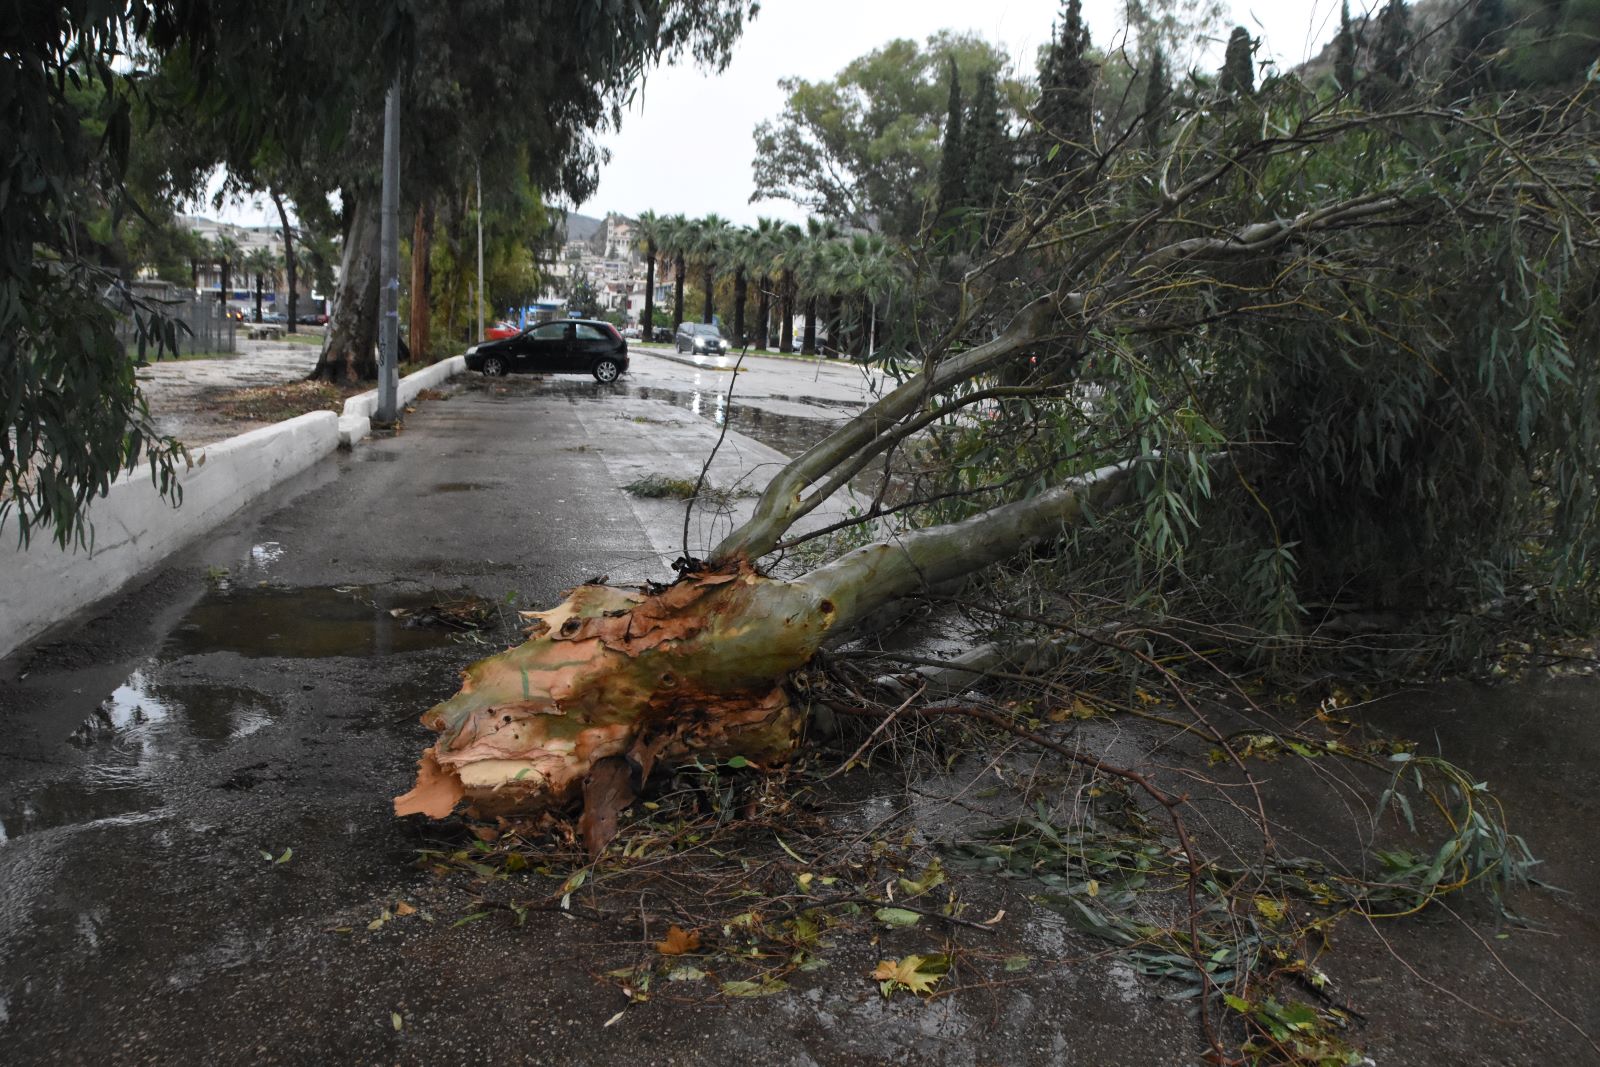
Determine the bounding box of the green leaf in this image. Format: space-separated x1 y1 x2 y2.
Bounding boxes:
725 755 750 769
1003 955 1031 972
874 907 921 928
450 911 489 928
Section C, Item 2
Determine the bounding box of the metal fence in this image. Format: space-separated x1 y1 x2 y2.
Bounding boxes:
115 282 236 359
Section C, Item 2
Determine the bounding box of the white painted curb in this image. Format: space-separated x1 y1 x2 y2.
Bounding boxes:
0 411 338 659
0 356 468 660
340 356 466 441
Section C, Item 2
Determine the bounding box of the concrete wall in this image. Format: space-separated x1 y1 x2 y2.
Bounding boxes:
0 412 339 660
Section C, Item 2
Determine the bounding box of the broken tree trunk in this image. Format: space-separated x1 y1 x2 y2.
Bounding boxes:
395 458 1137 852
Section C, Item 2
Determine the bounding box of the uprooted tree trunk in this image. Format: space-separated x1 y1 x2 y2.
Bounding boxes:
396 94 1579 853
396 451 1136 853
309 193 381 383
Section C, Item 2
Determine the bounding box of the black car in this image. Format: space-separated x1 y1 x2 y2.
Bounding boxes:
675 322 728 355
465 318 629 382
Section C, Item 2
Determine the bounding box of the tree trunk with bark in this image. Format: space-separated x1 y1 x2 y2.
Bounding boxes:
410 201 433 362
702 265 714 324
802 296 818 355
253 274 263 321
395 300 1109 852
309 194 381 383
272 192 298 334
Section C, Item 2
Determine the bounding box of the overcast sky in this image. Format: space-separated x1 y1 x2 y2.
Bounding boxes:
211 0 1351 229
578 0 1349 226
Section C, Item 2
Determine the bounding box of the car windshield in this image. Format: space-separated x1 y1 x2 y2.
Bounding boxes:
691 325 721 337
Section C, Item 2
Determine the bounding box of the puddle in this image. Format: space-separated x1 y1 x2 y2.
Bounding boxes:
166 585 491 659
430 482 491 493
0 671 276 841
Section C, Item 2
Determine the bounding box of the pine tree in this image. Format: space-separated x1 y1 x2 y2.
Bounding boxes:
1034 0 1094 175
1334 1 1358 93
936 56 968 223
1368 0 1413 108
1142 47 1169 152
1219 26 1255 97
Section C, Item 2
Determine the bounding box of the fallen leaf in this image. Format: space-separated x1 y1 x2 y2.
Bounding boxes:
1004 955 1031 972
394 901 417 917
603 1010 625 1028
391 1012 403 1031
874 907 921 928
872 954 946 996
667 965 708 982
720 979 788 998
654 925 702 956
897 858 947 898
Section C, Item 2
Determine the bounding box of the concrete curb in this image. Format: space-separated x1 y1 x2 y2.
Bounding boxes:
0 412 339 659
0 356 470 660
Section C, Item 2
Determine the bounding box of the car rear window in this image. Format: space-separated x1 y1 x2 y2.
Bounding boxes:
575 324 608 339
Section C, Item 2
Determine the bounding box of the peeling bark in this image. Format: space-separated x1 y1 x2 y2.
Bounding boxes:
396 462 1136 849
309 194 380 383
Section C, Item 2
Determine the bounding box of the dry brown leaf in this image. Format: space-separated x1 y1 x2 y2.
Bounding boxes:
654 925 702 956
394 901 417 916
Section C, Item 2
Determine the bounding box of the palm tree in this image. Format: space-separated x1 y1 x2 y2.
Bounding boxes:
244 246 280 322
774 223 804 352
747 218 785 350
825 233 904 357
213 233 241 309
688 214 731 324
660 214 691 329
795 218 841 356
633 210 663 335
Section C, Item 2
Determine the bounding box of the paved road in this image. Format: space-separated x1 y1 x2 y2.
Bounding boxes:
5 354 1591 1065
1 358 1188 1066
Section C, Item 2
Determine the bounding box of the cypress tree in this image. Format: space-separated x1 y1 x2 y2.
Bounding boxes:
1334 1 1358 93
1368 0 1413 108
1142 47 1169 152
965 68 1015 244
1447 0 1509 97
936 56 967 222
1034 0 1094 175
1219 26 1255 97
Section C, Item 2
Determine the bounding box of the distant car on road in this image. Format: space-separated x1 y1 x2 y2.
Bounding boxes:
465 319 628 382
485 320 520 341
675 322 728 355
620 325 642 340
652 326 672 343
296 312 328 325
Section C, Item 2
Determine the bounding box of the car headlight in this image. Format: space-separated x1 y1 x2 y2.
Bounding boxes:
467 345 479 355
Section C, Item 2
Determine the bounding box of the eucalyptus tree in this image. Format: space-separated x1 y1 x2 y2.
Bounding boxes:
398 71 1600 885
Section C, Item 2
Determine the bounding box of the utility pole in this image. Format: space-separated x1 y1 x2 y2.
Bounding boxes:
476 163 485 343
377 78 401 423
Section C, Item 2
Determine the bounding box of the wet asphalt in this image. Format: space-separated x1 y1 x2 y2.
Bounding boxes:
1 358 1597 1065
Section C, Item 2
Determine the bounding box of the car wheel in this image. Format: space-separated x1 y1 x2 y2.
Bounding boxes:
482 355 507 377
593 358 621 383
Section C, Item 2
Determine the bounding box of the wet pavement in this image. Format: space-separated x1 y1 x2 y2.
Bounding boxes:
2 361 1598 1064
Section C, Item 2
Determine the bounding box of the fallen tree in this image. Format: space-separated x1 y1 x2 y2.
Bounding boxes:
398 82 1600 859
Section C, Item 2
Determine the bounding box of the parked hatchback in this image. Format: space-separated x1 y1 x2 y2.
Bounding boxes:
675 322 728 355
465 319 628 382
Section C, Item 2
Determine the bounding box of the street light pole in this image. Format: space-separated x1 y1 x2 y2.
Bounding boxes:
377 77 401 423
476 163 485 344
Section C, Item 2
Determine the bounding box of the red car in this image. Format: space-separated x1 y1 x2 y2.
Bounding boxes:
485 320 520 340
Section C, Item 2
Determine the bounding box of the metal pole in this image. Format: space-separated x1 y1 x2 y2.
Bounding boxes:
377 77 401 423
476 163 485 343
